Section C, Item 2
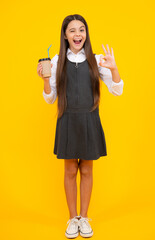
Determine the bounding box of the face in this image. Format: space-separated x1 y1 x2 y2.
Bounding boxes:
64 20 86 54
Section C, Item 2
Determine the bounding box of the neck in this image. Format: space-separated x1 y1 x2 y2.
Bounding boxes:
69 47 83 55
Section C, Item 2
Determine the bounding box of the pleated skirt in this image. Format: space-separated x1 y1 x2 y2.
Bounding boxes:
53 106 107 160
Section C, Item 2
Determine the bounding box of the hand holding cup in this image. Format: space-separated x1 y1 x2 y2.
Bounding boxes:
37 61 53 81
37 44 53 81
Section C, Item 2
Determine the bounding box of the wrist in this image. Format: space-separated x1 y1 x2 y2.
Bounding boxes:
111 66 118 72
43 77 50 82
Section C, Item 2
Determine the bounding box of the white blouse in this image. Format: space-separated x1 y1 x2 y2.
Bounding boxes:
43 48 124 104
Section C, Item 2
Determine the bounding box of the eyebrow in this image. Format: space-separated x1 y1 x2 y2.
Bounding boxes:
69 26 85 31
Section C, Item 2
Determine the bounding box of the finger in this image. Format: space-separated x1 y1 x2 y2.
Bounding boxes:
38 67 42 73
100 55 104 61
102 44 107 55
37 65 42 71
100 54 106 59
100 63 108 68
106 44 111 55
111 47 114 57
100 55 107 61
99 62 106 67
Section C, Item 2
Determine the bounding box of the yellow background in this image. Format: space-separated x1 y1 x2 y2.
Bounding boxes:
0 0 155 239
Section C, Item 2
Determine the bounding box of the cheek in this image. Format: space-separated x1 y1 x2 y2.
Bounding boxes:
68 37 73 43
66 33 73 40
83 33 86 39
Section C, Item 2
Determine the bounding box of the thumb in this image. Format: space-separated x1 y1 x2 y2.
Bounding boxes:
101 55 106 59
51 63 53 67
100 55 106 61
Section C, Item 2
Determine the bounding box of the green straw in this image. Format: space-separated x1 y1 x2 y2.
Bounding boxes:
47 44 52 58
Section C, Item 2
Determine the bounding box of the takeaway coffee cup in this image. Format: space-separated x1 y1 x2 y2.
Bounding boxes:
38 57 51 78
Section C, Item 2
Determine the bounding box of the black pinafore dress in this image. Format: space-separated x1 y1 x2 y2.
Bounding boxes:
53 56 107 160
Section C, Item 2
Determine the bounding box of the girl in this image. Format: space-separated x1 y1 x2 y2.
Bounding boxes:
37 14 124 239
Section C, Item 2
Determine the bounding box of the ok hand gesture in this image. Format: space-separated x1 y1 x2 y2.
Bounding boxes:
99 44 117 71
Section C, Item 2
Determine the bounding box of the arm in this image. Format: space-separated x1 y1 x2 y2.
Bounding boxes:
43 79 57 104
42 54 58 104
111 67 124 96
95 54 124 96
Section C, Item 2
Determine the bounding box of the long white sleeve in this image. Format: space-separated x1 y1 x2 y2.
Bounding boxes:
95 54 124 96
42 54 58 104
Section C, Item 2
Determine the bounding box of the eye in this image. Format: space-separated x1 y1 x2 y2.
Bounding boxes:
70 29 85 32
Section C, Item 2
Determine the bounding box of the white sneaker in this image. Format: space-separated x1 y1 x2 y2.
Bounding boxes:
65 216 79 238
78 216 93 238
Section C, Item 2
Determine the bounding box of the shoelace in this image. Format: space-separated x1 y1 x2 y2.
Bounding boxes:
66 217 79 231
79 217 92 229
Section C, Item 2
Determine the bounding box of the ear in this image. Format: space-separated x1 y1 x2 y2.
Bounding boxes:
64 35 67 40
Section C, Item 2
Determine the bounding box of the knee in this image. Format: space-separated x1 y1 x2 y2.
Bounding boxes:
79 161 93 177
64 159 78 178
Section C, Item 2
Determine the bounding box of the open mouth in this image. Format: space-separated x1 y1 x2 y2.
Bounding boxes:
73 39 82 45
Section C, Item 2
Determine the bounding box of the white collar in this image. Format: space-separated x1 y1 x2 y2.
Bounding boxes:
67 47 85 56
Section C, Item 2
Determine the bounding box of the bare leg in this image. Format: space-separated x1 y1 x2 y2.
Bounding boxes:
64 159 79 219
78 159 93 218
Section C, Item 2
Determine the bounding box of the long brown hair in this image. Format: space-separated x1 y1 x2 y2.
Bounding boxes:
56 14 101 119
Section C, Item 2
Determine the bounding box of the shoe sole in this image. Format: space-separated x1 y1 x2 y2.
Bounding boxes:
79 230 93 238
65 231 79 239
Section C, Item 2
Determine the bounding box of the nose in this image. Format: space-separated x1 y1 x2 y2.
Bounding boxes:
75 31 81 35
75 33 81 37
